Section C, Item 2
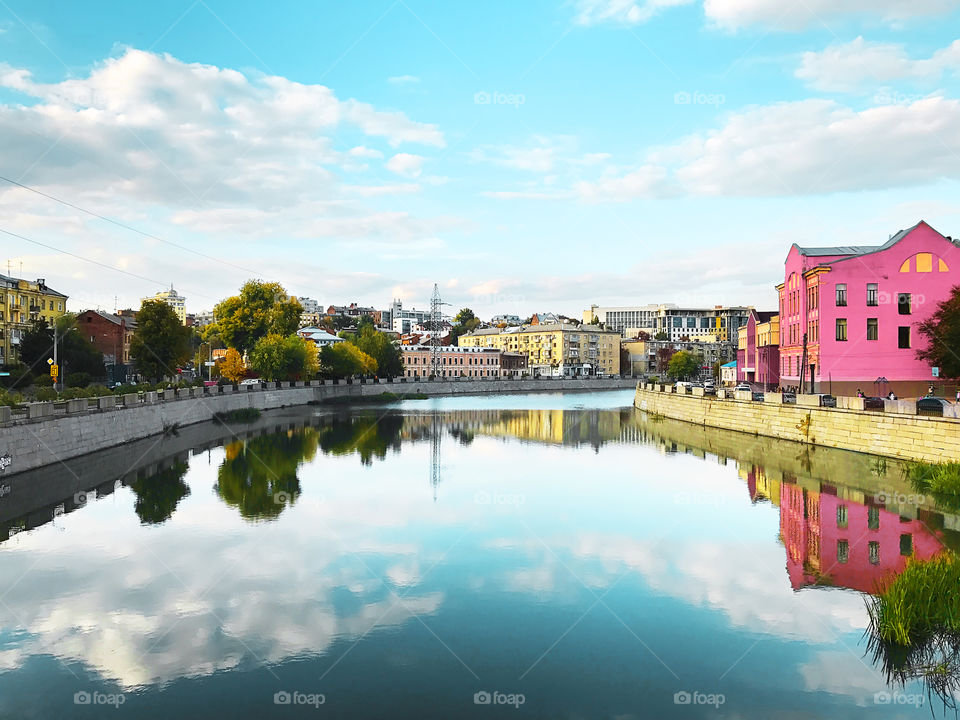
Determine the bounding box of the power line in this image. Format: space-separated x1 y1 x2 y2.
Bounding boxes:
0 227 219 302
0 174 261 277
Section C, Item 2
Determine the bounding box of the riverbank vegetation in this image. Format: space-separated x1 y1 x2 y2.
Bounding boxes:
213 408 262 423
904 460 960 509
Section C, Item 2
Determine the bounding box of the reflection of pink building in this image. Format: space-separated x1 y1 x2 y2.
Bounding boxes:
779 482 943 593
777 221 960 396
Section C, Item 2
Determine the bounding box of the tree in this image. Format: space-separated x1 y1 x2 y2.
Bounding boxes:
320 342 377 378
668 350 702 380
19 316 105 378
454 308 477 325
656 347 675 373
450 309 481 346
221 348 247 383
654 331 669 341
248 334 316 381
918 286 960 378
211 280 302 354
347 325 402 376
130 300 193 381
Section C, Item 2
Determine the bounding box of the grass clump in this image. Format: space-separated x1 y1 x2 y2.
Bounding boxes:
213 408 262 423
904 460 960 509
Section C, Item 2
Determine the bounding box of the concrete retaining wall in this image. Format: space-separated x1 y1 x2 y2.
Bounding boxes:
0 377 635 476
634 385 960 463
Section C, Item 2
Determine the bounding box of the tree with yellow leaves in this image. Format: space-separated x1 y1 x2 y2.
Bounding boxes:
221 347 246 383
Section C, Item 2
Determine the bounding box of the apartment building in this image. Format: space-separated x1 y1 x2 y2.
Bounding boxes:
584 303 751 343
402 345 503 378
459 323 621 376
144 286 187 325
0 274 68 365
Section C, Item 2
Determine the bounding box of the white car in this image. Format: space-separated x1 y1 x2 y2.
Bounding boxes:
239 378 261 386
734 383 751 391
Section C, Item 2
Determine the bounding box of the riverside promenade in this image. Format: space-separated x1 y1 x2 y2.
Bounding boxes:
0 376 635 475
634 383 960 463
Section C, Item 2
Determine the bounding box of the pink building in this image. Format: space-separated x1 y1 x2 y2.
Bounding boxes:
402 345 503 379
736 310 780 389
778 221 960 396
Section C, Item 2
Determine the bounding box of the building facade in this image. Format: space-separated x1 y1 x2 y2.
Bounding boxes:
736 311 780 390
77 310 136 366
0 275 68 365
777 221 960 396
460 323 621 376
402 345 503 378
145 286 187 325
585 303 751 343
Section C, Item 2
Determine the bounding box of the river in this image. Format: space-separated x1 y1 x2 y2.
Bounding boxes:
0 389 947 718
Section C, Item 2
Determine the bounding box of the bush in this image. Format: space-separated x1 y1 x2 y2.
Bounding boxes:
34 374 54 388
0 389 23 407
65 372 92 388
35 387 58 402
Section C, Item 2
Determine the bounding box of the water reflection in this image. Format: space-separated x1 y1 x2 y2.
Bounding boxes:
129 462 190 525
216 429 317 520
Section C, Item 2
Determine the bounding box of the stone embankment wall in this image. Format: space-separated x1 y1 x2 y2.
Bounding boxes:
634 384 960 463
0 377 635 475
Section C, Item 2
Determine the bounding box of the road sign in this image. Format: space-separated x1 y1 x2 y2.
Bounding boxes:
204 362 215 367
933 366 940 378
50 364 59 378
47 358 53 365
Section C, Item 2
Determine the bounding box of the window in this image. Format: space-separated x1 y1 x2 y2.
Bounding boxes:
898 326 910 349
867 318 878 341
837 540 849 564
868 505 880 530
900 534 913 556
868 541 880 565
836 284 847 306
837 505 848 528
867 283 878 306
898 293 911 315
836 318 847 342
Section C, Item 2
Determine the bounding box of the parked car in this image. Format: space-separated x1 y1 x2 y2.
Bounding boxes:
782 392 797 404
752 391 765 401
703 385 716 396
863 396 885 410
918 397 951 416
239 378 261 386
734 384 751 392
819 394 837 408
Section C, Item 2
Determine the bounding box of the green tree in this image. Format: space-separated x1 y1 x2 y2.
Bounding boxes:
19 316 105 378
347 325 402 376
130 300 193 381
454 308 476 325
450 309 482 346
654 331 669 341
247 334 318 381
320 342 377 378
918 285 960 378
668 350 702 380
211 280 302 353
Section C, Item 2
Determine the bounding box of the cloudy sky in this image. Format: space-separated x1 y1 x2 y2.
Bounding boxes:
3 0 960 318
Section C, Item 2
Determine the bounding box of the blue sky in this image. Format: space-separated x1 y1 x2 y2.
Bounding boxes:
3 0 960 318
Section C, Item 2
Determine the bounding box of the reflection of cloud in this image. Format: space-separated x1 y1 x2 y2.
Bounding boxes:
799 650 888 705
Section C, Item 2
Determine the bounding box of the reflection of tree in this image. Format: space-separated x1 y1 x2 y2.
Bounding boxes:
129 462 191 525
216 429 317 520
317 414 404 465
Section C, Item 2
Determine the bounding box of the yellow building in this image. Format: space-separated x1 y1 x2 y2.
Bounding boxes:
0 274 69 365
144 285 187 325
459 323 621 376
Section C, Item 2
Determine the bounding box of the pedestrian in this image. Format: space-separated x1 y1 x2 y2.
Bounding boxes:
856 388 864 398
929 384 935 396
888 391 897 400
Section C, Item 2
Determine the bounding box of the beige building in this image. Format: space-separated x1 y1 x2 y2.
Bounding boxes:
144 285 187 325
459 323 620 376
0 274 68 365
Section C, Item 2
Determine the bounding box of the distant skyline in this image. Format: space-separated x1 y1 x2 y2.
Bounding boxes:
3 1 960 317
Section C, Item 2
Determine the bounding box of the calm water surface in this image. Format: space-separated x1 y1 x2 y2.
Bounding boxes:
0 389 950 718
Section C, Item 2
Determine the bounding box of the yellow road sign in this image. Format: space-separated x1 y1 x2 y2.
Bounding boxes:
50 364 59 378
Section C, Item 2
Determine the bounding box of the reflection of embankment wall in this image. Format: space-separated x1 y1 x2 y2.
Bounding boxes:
0 377 634 476
634 386 960 463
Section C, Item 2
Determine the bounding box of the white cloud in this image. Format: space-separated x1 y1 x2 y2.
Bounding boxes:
575 0 695 25
796 37 960 92
388 74 420 85
386 152 425 178
704 0 960 31
576 96 960 199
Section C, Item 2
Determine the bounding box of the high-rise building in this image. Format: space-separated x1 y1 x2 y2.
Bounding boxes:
144 286 187 325
0 274 69 365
